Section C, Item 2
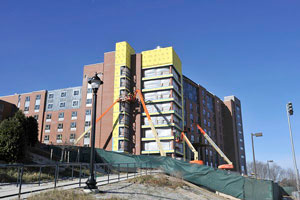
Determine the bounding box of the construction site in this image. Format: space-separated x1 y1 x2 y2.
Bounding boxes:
0 42 293 199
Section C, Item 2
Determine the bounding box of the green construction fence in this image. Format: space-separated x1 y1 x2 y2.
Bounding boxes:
42 145 289 200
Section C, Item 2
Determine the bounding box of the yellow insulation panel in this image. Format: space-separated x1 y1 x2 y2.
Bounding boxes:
142 47 182 74
115 41 135 68
112 41 135 151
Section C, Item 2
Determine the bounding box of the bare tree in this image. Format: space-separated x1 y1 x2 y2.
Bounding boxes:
247 161 297 188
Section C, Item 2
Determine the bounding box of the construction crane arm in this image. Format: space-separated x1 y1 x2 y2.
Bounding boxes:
180 132 198 160
196 124 233 169
135 89 166 156
74 98 120 145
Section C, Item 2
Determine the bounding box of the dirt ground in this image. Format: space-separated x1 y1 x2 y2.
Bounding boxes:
91 174 233 200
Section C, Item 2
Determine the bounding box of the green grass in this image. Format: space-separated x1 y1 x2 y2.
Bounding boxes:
0 168 54 183
128 175 187 189
0 166 108 183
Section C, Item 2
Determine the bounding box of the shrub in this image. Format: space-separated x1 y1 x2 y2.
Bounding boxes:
0 113 26 162
0 110 39 163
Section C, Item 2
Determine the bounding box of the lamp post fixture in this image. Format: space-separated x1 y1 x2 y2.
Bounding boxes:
267 160 273 180
251 132 263 178
286 102 300 195
85 73 103 190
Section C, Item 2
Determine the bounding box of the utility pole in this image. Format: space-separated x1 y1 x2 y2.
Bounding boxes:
286 102 300 198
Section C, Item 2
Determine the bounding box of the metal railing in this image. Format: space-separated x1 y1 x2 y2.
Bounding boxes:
0 161 155 199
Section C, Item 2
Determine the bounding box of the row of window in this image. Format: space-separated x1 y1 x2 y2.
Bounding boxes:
44 133 78 142
24 105 40 111
143 66 181 83
46 111 80 120
25 94 41 102
47 100 80 110
45 120 92 131
48 90 80 99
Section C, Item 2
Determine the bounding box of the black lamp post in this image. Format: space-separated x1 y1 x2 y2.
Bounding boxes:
85 73 103 190
251 132 263 178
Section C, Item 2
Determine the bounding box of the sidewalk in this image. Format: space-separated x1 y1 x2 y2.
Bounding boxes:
0 170 157 199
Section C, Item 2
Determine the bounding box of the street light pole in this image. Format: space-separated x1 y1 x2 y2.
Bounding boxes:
267 160 273 180
286 102 300 194
251 132 263 178
85 73 103 190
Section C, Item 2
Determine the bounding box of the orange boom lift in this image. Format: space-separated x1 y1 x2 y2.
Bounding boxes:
196 124 234 170
74 89 166 157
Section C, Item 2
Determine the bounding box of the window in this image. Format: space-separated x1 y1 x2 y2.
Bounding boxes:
119 127 129 138
46 114 52 119
208 121 210 127
24 107 29 111
86 99 92 105
59 112 64 119
72 100 79 107
120 66 131 76
203 109 206 115
36 94 41 100
241 165 245 172
72 111 77 117
49 93 54 99
191 135 194 142
240 139 243 142
240 147 244 151
0 104 3 112
58 123 63 129
86 109 91 115
56 134 62 140
70 134 76 140
48 104 53 109
85 121 91 127
17 95 21 108
25 96 30 101
45 125 51 130
73 90 79 96
59 102 65 108
120 78 130 88
204 119 207 125
44 135 49 141
34 105 40 110
120 102 130 112
207 112 210 118
34 115 38 120
120 90 129 98
61 92 66 97
84 132 90 138
87 88 92 93
71 122 76 128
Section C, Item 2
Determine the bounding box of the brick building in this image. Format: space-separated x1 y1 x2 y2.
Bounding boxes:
0 99 18 122
0 41 246 173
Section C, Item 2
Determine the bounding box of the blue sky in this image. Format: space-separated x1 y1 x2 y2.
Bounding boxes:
1 0 299 169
